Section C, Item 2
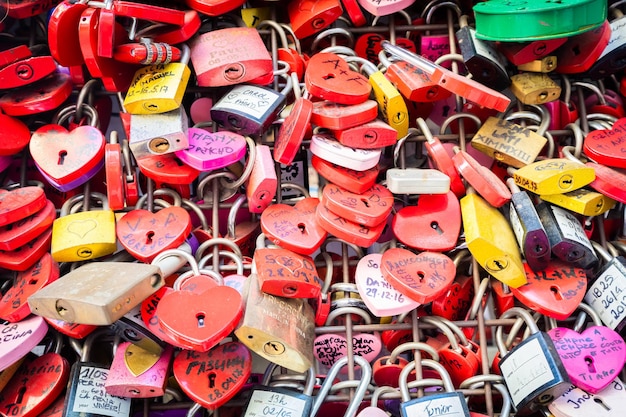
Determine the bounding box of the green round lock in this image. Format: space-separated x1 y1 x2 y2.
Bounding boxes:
473 0 607 41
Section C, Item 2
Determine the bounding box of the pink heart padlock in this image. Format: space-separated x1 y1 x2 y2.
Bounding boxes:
0 315 48 371
313 333 381 369
176 127 247 171
548 326 626 393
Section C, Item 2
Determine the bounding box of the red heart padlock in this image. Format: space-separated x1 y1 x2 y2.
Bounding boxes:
583 117 626 169
431 274 474 321
274 97 313 165
586 161 626 204
141 287 197 350
312 156 378 194
380 248 456 304
136 153 201 185
0 73 72 117
0 113 31 156
7 0 62 19
254 248 323 299
0 352 69 417
0 187 47 228
555 20 611 74
305 53 372 105
0 253 59 323
424 135 466 198
453 149 511 207
511 261 587 320
157 286 243 352
392 191 461 252
0 228 52 271
44 318 97 340
116 206 192 263
316 204 386 248
260 198 327 256
29 124 105 188
311 99 379 130
173 342 251 409
48 1 88 67
322 183 393 227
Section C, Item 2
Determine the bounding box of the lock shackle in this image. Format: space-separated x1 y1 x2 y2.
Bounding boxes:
61 192 110 215
371 386 401 406
197 171 237 205
315 251 334 297
320 237 365 259
279 182 310 199
496 307 540 356
506 178 522 194
198 250 245 275
174 268 224 290
41 330 65 355
572 81 607 106
186 403 203 417
458 373 503 389
433 53 465 69
120 138 136 182
439 112 482 135
226 194 247 241
320 46 356 57
220 136 256 191
154 188 183 207
195 237 243 261
560 74 574 105
468 278 490 321
548 302 602 331
279 23 302 54
610 4 626 18
325 305 372 326
388 341 440 364
261 364 316 396
73 78 100 122
310 28 354 51
422 1 462 23
181 199 210 233
591 240 614 264
467 382 512 417
54 103 100 129
372 11 413 42
400 359 454 401
310 356 371 417
344 56 378 77
434 315 473 348
81 327 115 361
257 20 290 50
610 240 626 256
420 316 461 352
255 233 279 250
152 247 201 277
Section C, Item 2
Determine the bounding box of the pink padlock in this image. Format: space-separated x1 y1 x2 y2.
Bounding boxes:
105 341 174 398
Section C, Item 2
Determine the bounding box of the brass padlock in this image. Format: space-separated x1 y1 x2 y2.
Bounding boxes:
510 72 561 105
28 262 164 325
235 272 315 373
129 106 189 160
517 56 557 73
51 192 116 262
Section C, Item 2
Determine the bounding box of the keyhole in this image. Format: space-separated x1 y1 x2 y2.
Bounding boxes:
15 386 26 405
441 105 450 117
594 397 611 411
197 313 205 328
208 372 216 388
322 73 335 80
550 286 563 301
534 244 545 254
145 231 155 244
298 223 306 234
585 356 596 373
28 279 37 285
417 271 425 281
430 221 443 235
58 150 67 165
361 198 370 208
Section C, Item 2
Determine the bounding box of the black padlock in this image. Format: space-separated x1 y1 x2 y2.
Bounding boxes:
586 8 626 79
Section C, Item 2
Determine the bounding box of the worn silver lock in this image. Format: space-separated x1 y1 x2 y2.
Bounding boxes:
129 106 189 159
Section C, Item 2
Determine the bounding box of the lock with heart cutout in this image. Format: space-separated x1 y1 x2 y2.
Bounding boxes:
50 192 117 263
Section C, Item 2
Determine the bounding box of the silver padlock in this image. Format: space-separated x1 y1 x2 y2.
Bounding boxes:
129 106 189 159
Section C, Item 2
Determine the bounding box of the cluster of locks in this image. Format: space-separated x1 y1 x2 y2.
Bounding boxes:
1 0 626 415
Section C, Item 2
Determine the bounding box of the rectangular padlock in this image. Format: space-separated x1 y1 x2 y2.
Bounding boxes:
28 262 164 325
246 144 277 214
129 107 189 160
517 56 557 73
510 72 561 105
386 168 450 194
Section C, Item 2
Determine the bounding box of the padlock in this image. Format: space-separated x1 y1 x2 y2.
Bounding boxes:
512 157 596 195
63 329 132 417
496 307 570 415
241 364 315 417
536 202 598 269
354 13 417 65
28 261 164 325
0 51 57 90
111 304 167 355
0 253 60 323
176 127 247 172
386 168 451 194
0 195 54 253
419 2 461 69
582 116 626 169
462 189 527 288
555 20 611 74
310 99 378 131
316 203 386 248
210 81 289 136
499 37 567 66
506 179 551 272
274 97 313 165
517 55 557 73
456 15 510 91
312 155 378 194
129 106 189 160
50 192 116 262
545 77 579 131
0 71 73 117
288 0 342 39
510 73 561 105
235 271 315 373
584 242 626 332
310 134 381 171
246 144 277 213
549 377 626 417
453 149 512 208
0 332 69 417
104 341 173 398
371 342 436 388
321 183 393 227
398 359 470 417
585 8 626 80
190 27 273 87
123 43 191 115
305 52 372 105
0 315 49 372
541 188 616 217
471 113 548 168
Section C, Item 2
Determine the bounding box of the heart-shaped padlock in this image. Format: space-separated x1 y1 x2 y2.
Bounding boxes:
141 287 197 351
0 228 53 272
312 155 378 194
254 247 323 299
355 253 420 317
380 248 456 304
321 184 393 227
0 315 48 371
549 326 626 393
0 187 47 228
549 378 626 417
0 199 55 252
173 341 252 409
392 191 461 252
583 117 626 169
29 125 105 188
260 198 327 256
0 113 31 156
176 128 247 171
305 53 372 105
116 206 192 263
313 333 382 369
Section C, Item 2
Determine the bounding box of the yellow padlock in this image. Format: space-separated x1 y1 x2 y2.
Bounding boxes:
511 158 596 195
510 72 561 105
540 188 616 216
241 6 272 27
461 189 526 288
51 192 117 262
123 43 191 115
517 56 557 73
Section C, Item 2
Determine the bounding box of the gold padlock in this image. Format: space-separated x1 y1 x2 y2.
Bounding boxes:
123 43 191 115
517 56 557 73
235 273 315 373
540 188 616 216
51 192 117 262
28 262 164 325
511 158 596 195
510 72 561 105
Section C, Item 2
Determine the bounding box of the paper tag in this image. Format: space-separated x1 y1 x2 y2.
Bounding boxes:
549 378 626 416
402 393 468 417
499 337 556 407
601 17 626 58
509 205 525 251
72 366 132 416
550 205 593 251
585 261 626 330
217 86 280 120
244 390 308 417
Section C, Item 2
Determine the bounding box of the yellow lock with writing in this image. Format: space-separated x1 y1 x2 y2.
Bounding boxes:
510 72 561 105
512 158 596 195
51 192 117 262
461 189 526 288
123 43 190 115
540 188 616 216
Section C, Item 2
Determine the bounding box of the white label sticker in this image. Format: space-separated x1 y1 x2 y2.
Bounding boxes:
585 261 626 330
217 86 280 119
550 205 593 251
402 394 468 417
499 338 556 407
602 17 626 58
509 205 525 251
243 390 308 417
72 366 131 416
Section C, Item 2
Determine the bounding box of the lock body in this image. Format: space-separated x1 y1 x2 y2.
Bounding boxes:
129 107 189 159
243 386 313 417
585 257 626 331
51 209 116 262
